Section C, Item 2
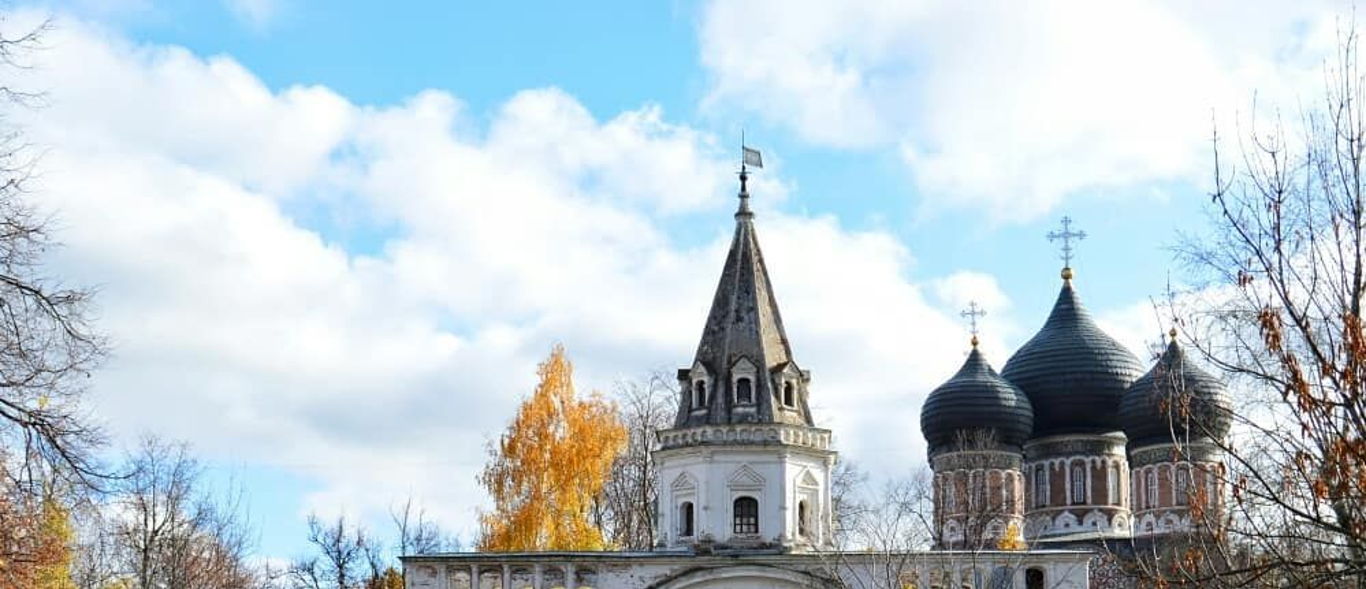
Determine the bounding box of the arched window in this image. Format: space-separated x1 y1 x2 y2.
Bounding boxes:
1146 470 1159 509
1108 465 1120 505
1025 568 1045 589
943 474 957 513
1033 465 1047 508
679 502 695 537
735 378 753 405
1071 463 1086 504
1175 467 1190 506
783 382 795 407
733 496 759 534
797 500 809 537
694 381 707 408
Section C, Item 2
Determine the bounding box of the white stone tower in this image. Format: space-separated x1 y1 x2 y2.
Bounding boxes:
653 162 835 552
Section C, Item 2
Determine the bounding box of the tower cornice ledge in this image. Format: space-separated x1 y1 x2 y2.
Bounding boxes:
656 423 832 451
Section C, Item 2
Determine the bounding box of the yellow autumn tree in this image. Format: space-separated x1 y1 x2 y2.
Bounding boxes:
996 521 1027 551
34 497 76 589
478 345 627 551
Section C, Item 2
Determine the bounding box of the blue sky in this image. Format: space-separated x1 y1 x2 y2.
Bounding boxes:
15 0 1348 563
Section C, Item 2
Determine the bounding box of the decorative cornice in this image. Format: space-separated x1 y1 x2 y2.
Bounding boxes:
657 424 832 451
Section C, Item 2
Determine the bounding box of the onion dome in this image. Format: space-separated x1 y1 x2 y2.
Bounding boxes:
1119 332 1232 447
921 343 1034 455
1001 275 1144 437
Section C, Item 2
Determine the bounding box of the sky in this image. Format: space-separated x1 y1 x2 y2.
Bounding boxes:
7 0 1351 562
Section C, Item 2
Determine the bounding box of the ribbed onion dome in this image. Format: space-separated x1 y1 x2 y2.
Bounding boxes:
921 345 1034 455
1001 278 1144 437
1119 335 1232 447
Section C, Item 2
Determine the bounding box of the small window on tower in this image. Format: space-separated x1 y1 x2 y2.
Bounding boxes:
783 382 795 407
798 500 810 537
733 496 759 534
694 381 707 408
1175 468 1190 506
1146 470 1159 509
1071 463 1086 504
679 502 695 537
736 378 753 405
1108 465 1120 505
1033 466 1047 508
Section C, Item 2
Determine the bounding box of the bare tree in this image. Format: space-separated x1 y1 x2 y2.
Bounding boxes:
106 436 258 589
1171 23 1366 589
0 18 107 488
289 513 386 589
0 15 109 581
830 455 868 547
594 372 674 550
390 497 458 557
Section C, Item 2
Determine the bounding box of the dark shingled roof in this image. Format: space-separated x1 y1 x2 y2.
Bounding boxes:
921 346 1034 455
1120 337 1231 447
1001 279 1143 437
674 186 813 429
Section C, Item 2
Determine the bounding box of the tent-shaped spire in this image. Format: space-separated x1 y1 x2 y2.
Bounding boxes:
674 171 812 428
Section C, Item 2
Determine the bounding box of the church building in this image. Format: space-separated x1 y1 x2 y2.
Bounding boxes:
402 161 1227 589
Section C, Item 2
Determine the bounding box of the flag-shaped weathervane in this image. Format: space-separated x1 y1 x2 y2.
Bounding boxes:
743 146 763 169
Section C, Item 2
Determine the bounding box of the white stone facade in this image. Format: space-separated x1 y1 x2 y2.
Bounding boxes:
403 550 1094 589
654 440 834 550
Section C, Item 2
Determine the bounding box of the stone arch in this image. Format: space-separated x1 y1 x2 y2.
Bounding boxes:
1139 513 1158 535
651 565 832 589
1055 511 1079 531
1112 513 1130 533
1161 512 1183 532
1082 510 1109 531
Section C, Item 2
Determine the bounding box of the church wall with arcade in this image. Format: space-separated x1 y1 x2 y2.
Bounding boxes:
402 551 1094 589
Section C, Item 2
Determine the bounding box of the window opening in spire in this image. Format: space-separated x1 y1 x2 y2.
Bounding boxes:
736 377 753 405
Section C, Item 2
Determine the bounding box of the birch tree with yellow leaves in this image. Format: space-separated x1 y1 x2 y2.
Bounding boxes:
477 345 627 551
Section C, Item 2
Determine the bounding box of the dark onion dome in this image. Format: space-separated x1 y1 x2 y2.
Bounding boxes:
1119 332 1232 447
1001 275 1144 437
921 344 1034 455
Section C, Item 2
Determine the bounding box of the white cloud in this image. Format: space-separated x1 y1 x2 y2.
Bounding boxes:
225 0 278 29
22 15 1009 543
700 0 1343 220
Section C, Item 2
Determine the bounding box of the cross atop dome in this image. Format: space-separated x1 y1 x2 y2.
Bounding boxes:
1047 216 1087 279
961 301 986 347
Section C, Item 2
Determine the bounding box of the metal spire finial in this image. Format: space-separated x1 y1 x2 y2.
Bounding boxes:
1162 272 1179 343
1046 216 1087 279
961 301 986 347
737 135 763 218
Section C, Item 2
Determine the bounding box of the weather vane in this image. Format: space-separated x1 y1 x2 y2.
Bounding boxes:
1047 216 1087 274
737 131 763 214
961 301 986 347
